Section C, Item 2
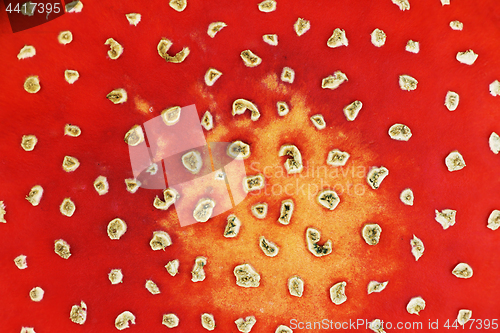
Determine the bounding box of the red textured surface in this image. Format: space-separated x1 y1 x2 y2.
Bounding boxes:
0 0 499 332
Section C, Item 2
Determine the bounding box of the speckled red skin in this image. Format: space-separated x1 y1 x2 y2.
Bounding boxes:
0 0 499 332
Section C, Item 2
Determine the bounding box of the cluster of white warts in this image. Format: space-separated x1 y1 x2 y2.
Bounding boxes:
10 0 499 331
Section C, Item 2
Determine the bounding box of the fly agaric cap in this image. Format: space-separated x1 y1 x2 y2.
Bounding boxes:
1 0 499 331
